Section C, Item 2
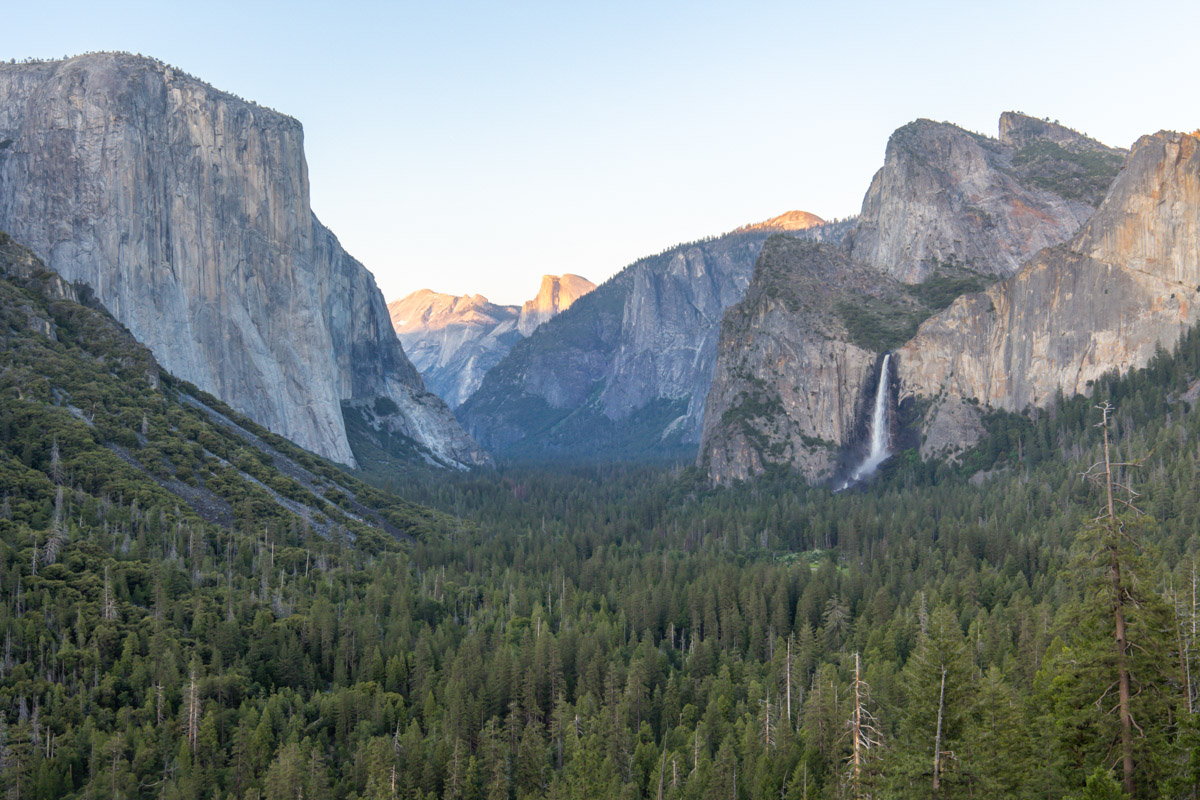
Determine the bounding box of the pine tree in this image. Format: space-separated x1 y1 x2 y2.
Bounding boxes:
885 604 973 798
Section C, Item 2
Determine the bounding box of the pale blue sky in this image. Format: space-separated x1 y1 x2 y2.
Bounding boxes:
4 1 1198 304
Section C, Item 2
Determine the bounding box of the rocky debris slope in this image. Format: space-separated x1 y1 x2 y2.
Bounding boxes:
0 53 487 469
458 213 834 459
699 113 1127 483
898 130 1200 417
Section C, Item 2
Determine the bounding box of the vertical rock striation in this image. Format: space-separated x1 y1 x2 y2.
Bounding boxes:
0 53 487 468
390 274 595 409
459 213 839 459
844 115 1124 282
700 113 1127 483
898 130 1200 413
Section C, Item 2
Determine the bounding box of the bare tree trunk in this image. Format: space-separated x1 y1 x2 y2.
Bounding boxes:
932 666 946 797
1101 407 1135 796
852 653 863 794
657 744 667 800
787 636 793 724
187 669 200 754
1191 558 1197 715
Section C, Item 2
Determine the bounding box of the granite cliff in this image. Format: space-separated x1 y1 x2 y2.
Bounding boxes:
458 212 839 459
517 274 596 336
898 130 1200 430
389 274 594 409
845 114 1125 282
700 113 1126 483
0 53 487 469
700 238 916 483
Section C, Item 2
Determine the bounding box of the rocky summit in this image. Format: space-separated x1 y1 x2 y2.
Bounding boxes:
389 274 595 409
699 112 1129 484
844 113 1125 283
517 274 596 336
0 53 487 469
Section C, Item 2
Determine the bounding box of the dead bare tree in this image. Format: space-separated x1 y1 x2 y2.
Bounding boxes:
1079 402 1146 797
844 652 882 799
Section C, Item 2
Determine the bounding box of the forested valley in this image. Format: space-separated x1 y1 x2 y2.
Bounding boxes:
3 236 1200 799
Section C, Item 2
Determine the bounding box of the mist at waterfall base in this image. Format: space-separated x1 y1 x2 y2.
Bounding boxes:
836 354 893 492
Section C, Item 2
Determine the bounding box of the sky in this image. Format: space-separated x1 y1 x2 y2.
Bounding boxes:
3 0 1199 305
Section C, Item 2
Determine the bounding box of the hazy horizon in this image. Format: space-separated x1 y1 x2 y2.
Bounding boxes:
4 0 1198 305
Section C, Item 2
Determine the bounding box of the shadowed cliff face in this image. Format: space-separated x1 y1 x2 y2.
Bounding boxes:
0 53 487 469
390 291 522 409
699 239 904 483
699 113 1128 484
899 131 1200 413
390 275 595 409
459 215 848 460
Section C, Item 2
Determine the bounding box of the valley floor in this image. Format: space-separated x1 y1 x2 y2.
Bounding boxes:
3 286 1200 797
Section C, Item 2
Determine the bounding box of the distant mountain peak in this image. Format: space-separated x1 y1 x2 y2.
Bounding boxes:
735 210 826 233
518 274 597 336
388 291 514 332
390 273 595 408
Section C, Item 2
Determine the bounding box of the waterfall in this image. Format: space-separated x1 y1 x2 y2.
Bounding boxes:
839 353 893 489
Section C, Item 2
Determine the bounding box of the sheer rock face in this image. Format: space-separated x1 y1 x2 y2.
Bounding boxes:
899 131 1200 413
516 274 596 337
699 113 1127 483
0 53 487 468
390 274 594 409
844 116 1121 283
699 239 894 484
459 215 842 458
390 291 522 409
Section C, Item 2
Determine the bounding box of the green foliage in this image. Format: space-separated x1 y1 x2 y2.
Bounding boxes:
837 261 993 352
835 296 928 352
903 262 992 310
1011 140 1126 205
3 232 1200 798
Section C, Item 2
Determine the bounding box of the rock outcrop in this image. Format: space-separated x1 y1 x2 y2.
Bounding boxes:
390 275 594 408
390 291 521 408
700 113 1127 483
459 214 838 459
734 210 826 234
700 238 913 483
844 115 1124 282
898 130 1200 413
517 274 596 336
0 53 487 469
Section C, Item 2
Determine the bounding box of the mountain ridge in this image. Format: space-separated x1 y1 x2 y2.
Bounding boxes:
458 212 846 460
389 273 595 408
699 112 1129 483
0 52 488 470
897 129 1200 439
